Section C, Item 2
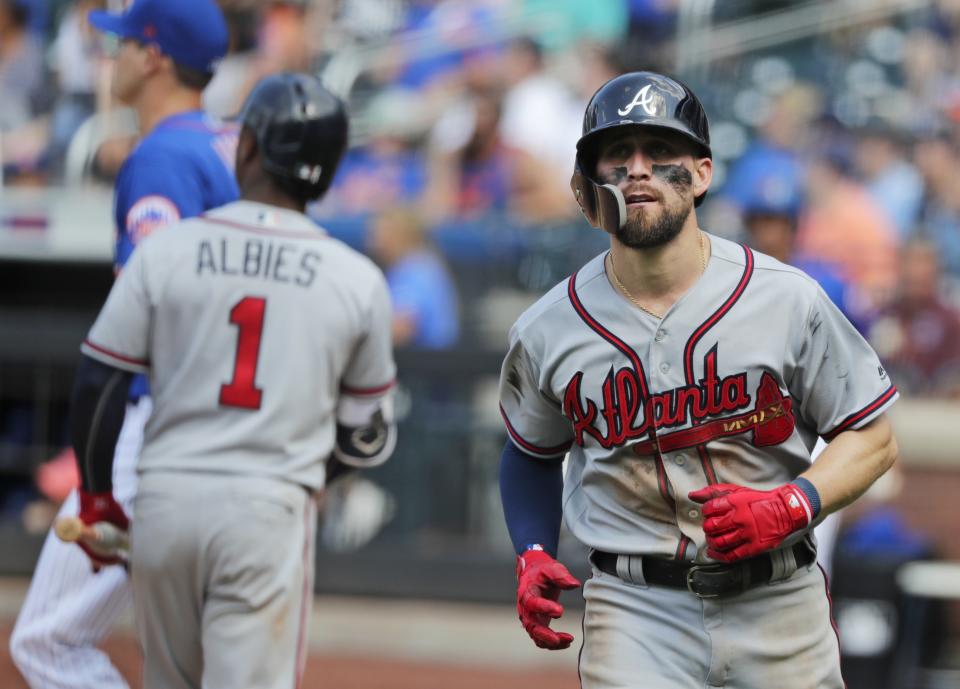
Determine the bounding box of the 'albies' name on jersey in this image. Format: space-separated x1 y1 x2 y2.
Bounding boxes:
196 237 321 288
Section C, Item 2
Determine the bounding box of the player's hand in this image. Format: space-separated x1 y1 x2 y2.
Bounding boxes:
516 548 581 650
688 483 813 563
77 489 130 571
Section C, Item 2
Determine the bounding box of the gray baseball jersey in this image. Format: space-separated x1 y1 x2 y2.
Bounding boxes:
81 200 395 490
499 233 897 561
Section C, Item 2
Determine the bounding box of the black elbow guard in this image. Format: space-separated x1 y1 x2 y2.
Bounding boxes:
334 409 396 467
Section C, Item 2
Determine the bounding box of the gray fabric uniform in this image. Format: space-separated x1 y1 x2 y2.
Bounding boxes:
81 200 396 689
498 233 897 688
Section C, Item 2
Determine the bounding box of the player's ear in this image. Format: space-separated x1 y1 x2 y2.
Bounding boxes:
142 44 165 77
234 128 258 182
692 157 712 200
236 129 257 166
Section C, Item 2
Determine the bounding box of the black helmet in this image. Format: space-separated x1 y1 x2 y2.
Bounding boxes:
238 72 348 200
571 71 711 232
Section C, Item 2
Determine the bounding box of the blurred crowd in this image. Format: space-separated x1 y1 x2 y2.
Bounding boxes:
3 0 960 487
4 0 957 397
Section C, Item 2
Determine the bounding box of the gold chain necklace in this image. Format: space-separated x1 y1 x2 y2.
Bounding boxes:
607 231 707 320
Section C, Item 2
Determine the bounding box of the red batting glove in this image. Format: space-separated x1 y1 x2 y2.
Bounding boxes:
77 489 130 570
516 548 581 650
688 483 813 563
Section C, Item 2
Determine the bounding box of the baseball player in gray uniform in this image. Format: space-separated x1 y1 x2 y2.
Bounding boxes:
66 73 396 689
498 71 899 689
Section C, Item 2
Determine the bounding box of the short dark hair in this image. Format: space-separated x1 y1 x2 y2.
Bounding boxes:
173 62 214 91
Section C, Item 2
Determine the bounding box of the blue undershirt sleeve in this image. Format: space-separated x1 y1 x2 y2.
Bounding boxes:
499 440 564 556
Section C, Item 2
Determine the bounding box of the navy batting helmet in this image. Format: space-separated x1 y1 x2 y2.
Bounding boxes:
571 71 711 232
238 72 348 200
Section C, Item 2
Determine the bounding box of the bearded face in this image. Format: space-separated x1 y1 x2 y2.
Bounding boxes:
594 128 706 248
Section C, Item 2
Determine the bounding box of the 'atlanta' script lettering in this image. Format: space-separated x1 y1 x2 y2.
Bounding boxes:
562 349 751 449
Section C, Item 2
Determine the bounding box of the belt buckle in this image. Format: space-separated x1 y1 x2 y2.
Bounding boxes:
685 564 729 599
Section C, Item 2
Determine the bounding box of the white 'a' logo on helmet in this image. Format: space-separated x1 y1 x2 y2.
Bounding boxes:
618 84 658 117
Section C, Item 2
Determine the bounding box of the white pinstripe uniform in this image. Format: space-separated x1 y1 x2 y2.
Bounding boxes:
71 201 395 689
498 235 898 689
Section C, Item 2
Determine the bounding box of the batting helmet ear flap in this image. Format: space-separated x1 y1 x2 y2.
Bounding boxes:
571 167 627 234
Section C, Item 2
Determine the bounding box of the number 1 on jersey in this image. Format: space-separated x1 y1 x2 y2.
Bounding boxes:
220 296 266 409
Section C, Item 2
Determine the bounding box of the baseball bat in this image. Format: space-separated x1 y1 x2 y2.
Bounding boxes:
54 517 129 552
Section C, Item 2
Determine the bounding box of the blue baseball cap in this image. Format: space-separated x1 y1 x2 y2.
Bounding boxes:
741 173 804 221
88 0 228 74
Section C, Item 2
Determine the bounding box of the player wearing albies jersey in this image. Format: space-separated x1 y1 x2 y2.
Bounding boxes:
10 1 237 687
498 72 899 689
69 73 395 689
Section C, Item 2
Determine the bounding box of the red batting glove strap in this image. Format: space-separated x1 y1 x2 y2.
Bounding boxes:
688 483 813 563
516 549 581 650
77 490 129 567
78 490 130 529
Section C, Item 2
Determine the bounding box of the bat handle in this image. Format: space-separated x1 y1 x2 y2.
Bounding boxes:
55 517 129 552
89 522 130 552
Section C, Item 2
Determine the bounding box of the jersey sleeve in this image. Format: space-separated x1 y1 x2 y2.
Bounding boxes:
81 239 154 374
114 151 205 268
340 271 397 397
788 285 898 439
498 327 574 460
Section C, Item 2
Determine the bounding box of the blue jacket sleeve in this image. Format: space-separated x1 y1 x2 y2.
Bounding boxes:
114 151 206 268
499 440 564 556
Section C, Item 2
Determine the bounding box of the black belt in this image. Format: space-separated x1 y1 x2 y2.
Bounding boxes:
591 541 815 599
